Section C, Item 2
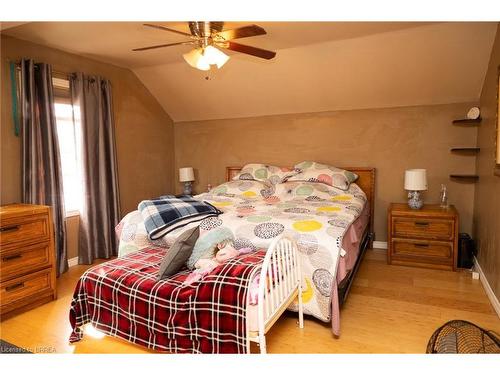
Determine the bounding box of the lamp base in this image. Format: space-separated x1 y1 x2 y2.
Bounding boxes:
407 190 424 209
183 182 193 196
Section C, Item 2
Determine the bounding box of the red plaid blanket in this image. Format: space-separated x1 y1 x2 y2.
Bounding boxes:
69 247 265 353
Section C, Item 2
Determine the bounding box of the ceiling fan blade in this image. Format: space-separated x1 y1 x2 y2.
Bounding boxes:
215 24 266 41
220 41 276 60
132 41 193 51
143 23 193 37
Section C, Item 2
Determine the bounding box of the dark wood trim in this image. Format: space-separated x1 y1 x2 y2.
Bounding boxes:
452 118 482 125
449 174 479 181
450 147 480 153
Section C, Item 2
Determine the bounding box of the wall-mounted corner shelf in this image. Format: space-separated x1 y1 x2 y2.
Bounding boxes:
449 116 480 181
449 174 479 182
452 118 482 125
450 147 480 153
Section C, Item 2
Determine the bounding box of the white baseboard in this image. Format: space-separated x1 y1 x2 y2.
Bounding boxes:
474 256 500 319
68 257 79 268
373 241 388 249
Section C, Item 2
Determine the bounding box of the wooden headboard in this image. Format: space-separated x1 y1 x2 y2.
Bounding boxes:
226 166 376 241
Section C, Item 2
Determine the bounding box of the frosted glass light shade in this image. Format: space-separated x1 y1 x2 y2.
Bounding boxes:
182 46 229 71
202 46 229 69
404 169 427 191
183 48 210 71
179 167 195 182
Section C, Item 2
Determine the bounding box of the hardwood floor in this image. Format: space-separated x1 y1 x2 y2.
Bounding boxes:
1 249 498 353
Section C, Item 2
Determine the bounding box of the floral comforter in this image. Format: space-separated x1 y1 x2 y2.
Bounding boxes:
193 180 367 322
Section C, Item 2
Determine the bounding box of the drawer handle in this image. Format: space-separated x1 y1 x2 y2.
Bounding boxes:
0 225 20 233
2 254 22 262
5 282 25 292
414 243 430 248
414 221 429 227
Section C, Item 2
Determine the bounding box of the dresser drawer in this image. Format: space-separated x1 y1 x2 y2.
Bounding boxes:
0 268 53 309
392 239 452 260
0 242 52 281
0 213 50 248
392 217 453 240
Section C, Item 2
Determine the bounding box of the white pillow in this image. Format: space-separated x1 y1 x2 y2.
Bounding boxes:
284 161 358 191
232 163 294 185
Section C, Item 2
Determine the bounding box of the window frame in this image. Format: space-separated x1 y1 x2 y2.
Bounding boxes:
53 75 82 217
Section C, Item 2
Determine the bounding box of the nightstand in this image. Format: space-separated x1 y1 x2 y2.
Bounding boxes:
387 203 459 271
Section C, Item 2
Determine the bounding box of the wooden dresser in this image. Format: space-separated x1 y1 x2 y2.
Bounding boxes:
0 204 57 319
387 203 459 271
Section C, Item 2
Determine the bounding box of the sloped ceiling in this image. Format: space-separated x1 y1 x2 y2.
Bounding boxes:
2 22 497 122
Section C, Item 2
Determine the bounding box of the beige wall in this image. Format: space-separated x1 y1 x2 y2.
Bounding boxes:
1 35 175 260
474 24 500 300
174 103 478 241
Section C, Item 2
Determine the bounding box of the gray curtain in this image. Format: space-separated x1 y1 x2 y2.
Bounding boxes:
20 59 68 275
70 73 121 264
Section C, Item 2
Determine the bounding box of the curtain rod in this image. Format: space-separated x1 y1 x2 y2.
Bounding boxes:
9 59 69 79
8 59 109 83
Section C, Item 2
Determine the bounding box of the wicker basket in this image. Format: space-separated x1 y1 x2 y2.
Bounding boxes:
427 320 500 353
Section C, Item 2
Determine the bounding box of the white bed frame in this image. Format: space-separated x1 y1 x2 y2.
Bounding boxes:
246 235 304 354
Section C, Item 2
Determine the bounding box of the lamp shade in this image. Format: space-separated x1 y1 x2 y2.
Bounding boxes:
182 46 230 71
179 167 195 182
202 45 230 69
183 48 210 71
404 169 427 191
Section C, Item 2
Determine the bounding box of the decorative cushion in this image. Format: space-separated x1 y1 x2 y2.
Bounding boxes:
157 226 200 280
274 181 341 200
116 210 169 257
284 161 358 191
232 163 293 185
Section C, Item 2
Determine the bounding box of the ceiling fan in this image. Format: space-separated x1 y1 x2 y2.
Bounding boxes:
133 21 276 71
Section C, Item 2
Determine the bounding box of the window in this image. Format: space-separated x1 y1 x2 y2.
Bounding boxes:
53 77 83 216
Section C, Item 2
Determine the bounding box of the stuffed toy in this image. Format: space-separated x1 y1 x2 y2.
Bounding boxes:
184 241 254 286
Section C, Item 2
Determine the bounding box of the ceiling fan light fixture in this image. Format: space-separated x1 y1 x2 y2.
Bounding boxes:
137 22 276 73
182 48 210 71
202 45 230 69
183 45 230 71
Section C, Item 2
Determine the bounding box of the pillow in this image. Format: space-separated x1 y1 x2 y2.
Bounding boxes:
284 161 358 191
274 181 341 200
232 163 293 185
157 226 200 280
116 210 169 257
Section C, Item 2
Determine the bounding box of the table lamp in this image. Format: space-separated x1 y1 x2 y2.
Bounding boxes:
179 167 195 195
404 169 427 209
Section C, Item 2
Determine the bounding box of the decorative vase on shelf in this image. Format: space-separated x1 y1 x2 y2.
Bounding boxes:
439 184 449 209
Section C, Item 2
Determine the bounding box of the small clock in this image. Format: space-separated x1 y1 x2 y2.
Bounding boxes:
467 107 480 120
